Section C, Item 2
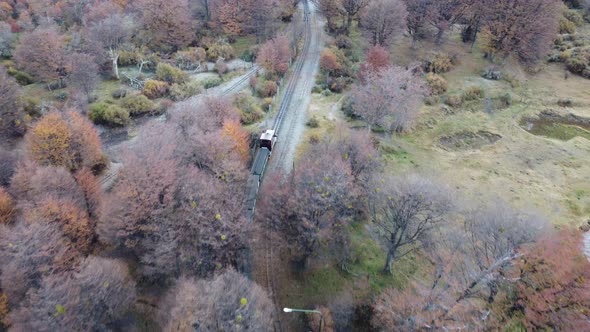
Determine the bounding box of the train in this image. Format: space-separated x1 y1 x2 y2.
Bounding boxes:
245 129 277 219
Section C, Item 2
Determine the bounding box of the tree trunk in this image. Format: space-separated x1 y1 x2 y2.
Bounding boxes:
383 248 394 273
346 15 353 35
435 27 445 45
112 55 120 80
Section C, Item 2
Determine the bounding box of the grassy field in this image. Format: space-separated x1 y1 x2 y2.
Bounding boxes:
287 21 590 315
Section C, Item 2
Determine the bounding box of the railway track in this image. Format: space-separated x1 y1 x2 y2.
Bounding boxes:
253 1 314 331
220 65 259 95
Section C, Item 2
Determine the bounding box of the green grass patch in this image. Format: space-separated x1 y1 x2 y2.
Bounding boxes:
347 222 418 292
94 79 128 104
301 266 348 300
233 35 257 58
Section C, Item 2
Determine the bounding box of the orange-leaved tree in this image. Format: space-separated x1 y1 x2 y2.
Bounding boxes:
25 111 106 173
222 119 250 164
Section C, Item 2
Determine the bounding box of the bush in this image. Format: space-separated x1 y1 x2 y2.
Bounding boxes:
89 102 129 126
560 17 577 34
240 48 257 62
425 52 453 73
306 116 319 128
335 35 353 49
234 93 264 124
444 95 462 108
118 50 140 66
215 59 228 75
122 95 156 116
53 91 69 101
112 89 127 99
143 79 170 99
158 99 174 113
566 55 587 73
482 66 502 80
169 81 202 101
155 63 189 84
330 77 348 93
203 77 222 89
7 67 34 85
249 75 258 90
312 85 322 94
175 47 207 70
462 86 484 101
261 97 273 111
207 41 235 61
256 80 278 97
557 98 574 107
424 96 439 106
564 9 584 26
425 73 448 95
499 93 513 106
341 96 359 119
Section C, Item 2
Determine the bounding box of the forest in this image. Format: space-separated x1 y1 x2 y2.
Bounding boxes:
1 0 590 331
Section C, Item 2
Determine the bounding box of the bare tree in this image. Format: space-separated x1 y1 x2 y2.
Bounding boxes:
351 66 425 133
0 66 23 138
0 22 15 57
369 175 453 273
160 270 275 332
341 0 370 34
480 0 561 65
9 256 136 331
0 222 80 305
259 145 355 267
362 0 407 46
88 13 134 80
67 53 100 100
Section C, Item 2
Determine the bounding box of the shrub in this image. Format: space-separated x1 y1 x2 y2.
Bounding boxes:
234 93 264 124
143 80 170 99
240 48 257 62
158 99 174 113
53 91 69 101
557 98 574 107
482 66 502 80
155 63 189 84
261 97 273 111
335 35 353 49
424 96 439 105
444 95 462 108
425 73 448 95
560 17 577 34
118 50 140 66
462 86 484 101
256 80 278 98
312 85 322 94
175 47 207 70
249 75 258 90
203 77 222 89
330 77 348 93
207 42 235 61
425 52 453 73
564 9 584 26
89 102 129 126
112 89 127 99
215 59 228 75
7 67 34 85
306 116 319 128
499 93 513 106
559 49 574 62
169 81 202 101
122 95 156 116
566 55 587 73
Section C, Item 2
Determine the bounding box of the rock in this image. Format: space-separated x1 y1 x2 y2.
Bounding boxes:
482 66 502 80
580 224 590 232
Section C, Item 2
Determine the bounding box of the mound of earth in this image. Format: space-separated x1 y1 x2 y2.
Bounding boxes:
439 130 502 151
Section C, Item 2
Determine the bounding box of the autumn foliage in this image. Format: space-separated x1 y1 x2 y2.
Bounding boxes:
506 230 590 330
256 35 292 76
14 25 69 83
25 111 106 173
0 186 14 224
